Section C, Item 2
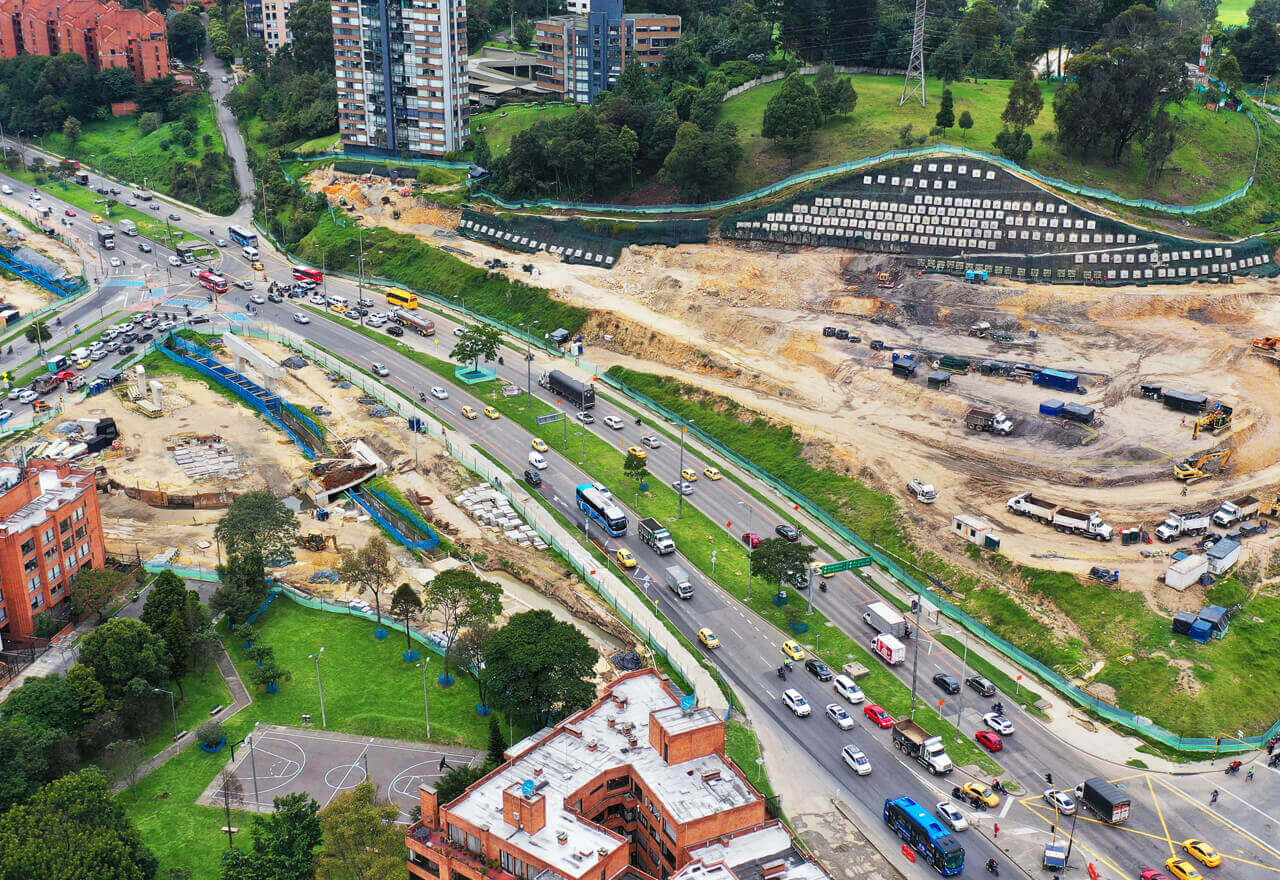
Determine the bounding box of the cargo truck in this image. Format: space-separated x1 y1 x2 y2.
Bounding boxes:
1213 495 1260 527
965 407 1014 435
1155 509 1212 542
1006 493 1114 540
1033 368 1081 393
32 373 62 394
891 719 953 775
1074 777 1131 824
664 564 693 600
96 225 115 250
118 219 138 236
870 633 905 665
863 601 907 638
937 354 970 374
73 170 90 185
539 369 595 409
638 517 676 555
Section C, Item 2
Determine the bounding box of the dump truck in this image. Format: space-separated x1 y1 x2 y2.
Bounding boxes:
539 369 595 409
1006 492 1113 540
638 517 676 555
664 564 693 600
32 373 62 394
965 407 1014 435
1074 777 1131 824
891 719 953 775
1213 495 1260 528
863 601 907 638
1155 509 1212 542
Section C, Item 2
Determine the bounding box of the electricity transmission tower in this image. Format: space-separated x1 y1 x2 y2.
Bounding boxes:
900 0 928 107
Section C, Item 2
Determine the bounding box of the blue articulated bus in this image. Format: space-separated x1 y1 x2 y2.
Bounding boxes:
884 797 965 875
227 225 258 248
576 483 628 537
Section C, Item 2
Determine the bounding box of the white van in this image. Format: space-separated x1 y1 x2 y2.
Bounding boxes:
327 294 348 308
242 245 259 260
834 674 865 703
70 346 91 361
527 451 548 469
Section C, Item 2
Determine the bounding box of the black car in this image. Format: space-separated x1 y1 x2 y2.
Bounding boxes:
523 468 542 487
965 675 996 697
933 673 960 694
117 343 135 354
386 324 404 337
805 658 833 681
775 524 801 542
137 332 154 343
121 332 137 343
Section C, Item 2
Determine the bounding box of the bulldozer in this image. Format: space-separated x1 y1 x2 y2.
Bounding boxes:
1173 449 1233 483
298 533 338 552
1192 403 1233 439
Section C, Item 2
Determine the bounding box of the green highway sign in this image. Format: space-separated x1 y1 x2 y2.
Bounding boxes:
821 556 873 576
536 413 566 425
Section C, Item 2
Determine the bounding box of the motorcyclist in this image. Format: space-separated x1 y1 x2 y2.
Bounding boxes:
986 858 998 875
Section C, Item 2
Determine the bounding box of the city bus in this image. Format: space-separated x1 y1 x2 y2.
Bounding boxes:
386 289 418 309
227 225 257 248
292 266 324 284
883 798 964 876
576 483 628 537
197 270 228 294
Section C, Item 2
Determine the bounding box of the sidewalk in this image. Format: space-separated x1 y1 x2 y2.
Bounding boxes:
0 615 93 700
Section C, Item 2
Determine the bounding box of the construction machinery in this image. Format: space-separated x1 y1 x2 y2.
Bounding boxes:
1173 449 1233 483
876 272 893 288
298 533 338 552
1192 403 1233 439
1252 336 1280 351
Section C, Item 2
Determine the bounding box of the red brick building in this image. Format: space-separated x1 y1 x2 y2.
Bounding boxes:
0 460 106 643
407 670 829 880
0 0 170 82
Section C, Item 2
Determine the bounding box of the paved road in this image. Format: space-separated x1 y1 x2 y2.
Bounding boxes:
200 18 255 208
3 168 1278 880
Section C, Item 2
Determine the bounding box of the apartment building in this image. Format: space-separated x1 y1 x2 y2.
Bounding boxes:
0 0 169 81
0 460 106 642
331 0 470 157
245 0 295 52
407 669 829 880
534 0 679 104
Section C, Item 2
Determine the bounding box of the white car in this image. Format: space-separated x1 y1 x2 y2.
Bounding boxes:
168 255 182 266
825 703 854 730
17 390 37 404
309 294 327 305
249 294 265 304
28 192 39 201
782 688 810 717
369 311 388 322
575 411 594 424
109 256 122 267
1043 789 1076 815
366 316 385 327
0 185 11 194
236 278 254 290
841 744 871 775
157 321 175 332
429 386 449 400
982 713 1015 735
602 415 624 430
6 386 24 400
371 362 390 377
528 451 548 470
640 435 662 448
0 409 14 423
834 674 865 704
89 349 107 361
292 313 310 324
671 480 695 495
935 801 968 832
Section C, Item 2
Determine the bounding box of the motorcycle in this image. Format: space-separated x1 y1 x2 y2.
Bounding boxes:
992 701 1005 715
1225 760 1242 775
986 859 999 876
776 665 787 680
634 416 642 426
818 581 827 593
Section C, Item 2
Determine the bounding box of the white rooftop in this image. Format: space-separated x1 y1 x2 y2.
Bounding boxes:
683 824 830 880
448 673 758 879
0 467 89 536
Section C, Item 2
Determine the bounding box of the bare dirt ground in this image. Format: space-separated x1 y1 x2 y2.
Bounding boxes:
0 276 56 316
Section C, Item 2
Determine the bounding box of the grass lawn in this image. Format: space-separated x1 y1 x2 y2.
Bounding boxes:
125 597 504 879
472 104 577 156
718 73 1257 206
39 97 238 215
1218 0 1251 24
137 662 235 762
725 720 775 800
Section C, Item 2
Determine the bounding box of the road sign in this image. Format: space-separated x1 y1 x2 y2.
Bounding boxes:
536 412 565 425
820 556 873 576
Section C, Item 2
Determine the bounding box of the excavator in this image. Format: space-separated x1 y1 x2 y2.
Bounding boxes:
1173 449 1233 483
1192 403 1233 439
1252 336 1280 351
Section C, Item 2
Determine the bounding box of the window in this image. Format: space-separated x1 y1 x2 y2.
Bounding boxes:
662 819 676 842
606 776 629 791
75 525 87 541
80 543 91 559
42 528 55 545
410 853 440 876
62 536 73 552
60 516 72 534
20 538 35 555
24 558 38 574
500 850 529 879
48 563 61 580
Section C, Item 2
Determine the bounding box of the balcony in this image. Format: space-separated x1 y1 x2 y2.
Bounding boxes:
405 824 518 880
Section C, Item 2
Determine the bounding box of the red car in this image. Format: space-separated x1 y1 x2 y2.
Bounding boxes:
1140 871 1175 880
64 208 76 217
975 730 1004 752
863 703 894 728
53 370 75 382
741 532 762 549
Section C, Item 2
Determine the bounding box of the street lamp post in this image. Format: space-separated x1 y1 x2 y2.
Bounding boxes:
415 661 433 739
308 647 327 728
738 500 754 599
246 722 261 810
677 421 694 518
908 592 923 719
153 687 178 741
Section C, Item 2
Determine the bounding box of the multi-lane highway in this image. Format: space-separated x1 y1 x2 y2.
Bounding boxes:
3 163 1277 880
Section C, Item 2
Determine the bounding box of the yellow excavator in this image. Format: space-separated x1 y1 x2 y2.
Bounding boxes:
1192 403 1233 439
1173 449 1233 483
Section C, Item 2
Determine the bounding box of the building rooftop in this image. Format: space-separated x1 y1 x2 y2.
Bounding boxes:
448 673 758 878
682 825 829 880
0 464 92 536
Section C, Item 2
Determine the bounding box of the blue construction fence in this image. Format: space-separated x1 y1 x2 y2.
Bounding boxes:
0 242 85 297
599 371 1280 753
350 485 440 553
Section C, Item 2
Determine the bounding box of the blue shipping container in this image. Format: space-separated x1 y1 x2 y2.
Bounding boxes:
1188 619 1213 643
1040 399 1065 417
1033 368 1080 393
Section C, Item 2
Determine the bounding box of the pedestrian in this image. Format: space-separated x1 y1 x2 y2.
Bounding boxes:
1210 789 1219 804
1246 768 1254 782
438 755 449 773
993 823 1000 838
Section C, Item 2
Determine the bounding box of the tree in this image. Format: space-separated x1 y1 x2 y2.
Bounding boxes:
422 569 502 674
213 549 271 626
618 125 639 187
316 782 404 880
815 75 857 118
161 611 192 696
25 321 52 344
1142 109 1178 184
215 490 299 563
61 116 82 144
1001 66 1043 131
761 73 824 155
336 537 396 626
0 719 64 811
484 609 599 724
487 715 508 767
245 658 285 691
434 765 488 805
935 89 955 132
958 110 974 140
78 617 170 699
102 738 145 797
0 769 159 878
2 674 84 736
213 769 244 853
1215 52 1244 92
931 36 965 85
513 18 535 50
749 537 816 589
471 127 492 170
287 0 335 74
167 12 206 63
69 567 127 624
140 570 192 633
66 663 108 718
96 67 140 103
389 582 422 652
993 126 1032 161
658 121 744 201
451 622 494 705
221 793 321 880
450 324 502 374
623 450 647 488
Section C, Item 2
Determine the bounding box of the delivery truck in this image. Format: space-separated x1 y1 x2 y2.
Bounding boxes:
118 219 138 236
96 225 115 250
965 407 1014 435
863 602 907 638
891 719 953 775
539 369 595 409
638 517 676 555
871 633 905 665
1074 777 1131 824
664 564 693 600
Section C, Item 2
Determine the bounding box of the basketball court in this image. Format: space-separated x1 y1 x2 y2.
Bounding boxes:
197 724 482 820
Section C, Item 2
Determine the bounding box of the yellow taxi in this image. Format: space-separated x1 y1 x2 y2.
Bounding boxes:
961 782 1000 808
484 406 500 420
615 547 638 568
251 260 264 271
698 627 720 649
626 445 647 459
75 358 92 370
1165 858 1204 880
531 438 548 453
781 639 806 661
330 303 347 313
90 214 103 224
461 406 478 420
703 466 722 480
680 467 698 482
1181 840 1221 868
811 561 834 579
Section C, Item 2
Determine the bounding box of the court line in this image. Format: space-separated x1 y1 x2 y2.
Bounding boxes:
323 740 373 808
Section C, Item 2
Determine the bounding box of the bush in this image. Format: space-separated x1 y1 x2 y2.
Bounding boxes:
197 721 226 748
1206 576 1249 608
32 612 59 639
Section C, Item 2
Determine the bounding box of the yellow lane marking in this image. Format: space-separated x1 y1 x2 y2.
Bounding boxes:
1147 775 1177 859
